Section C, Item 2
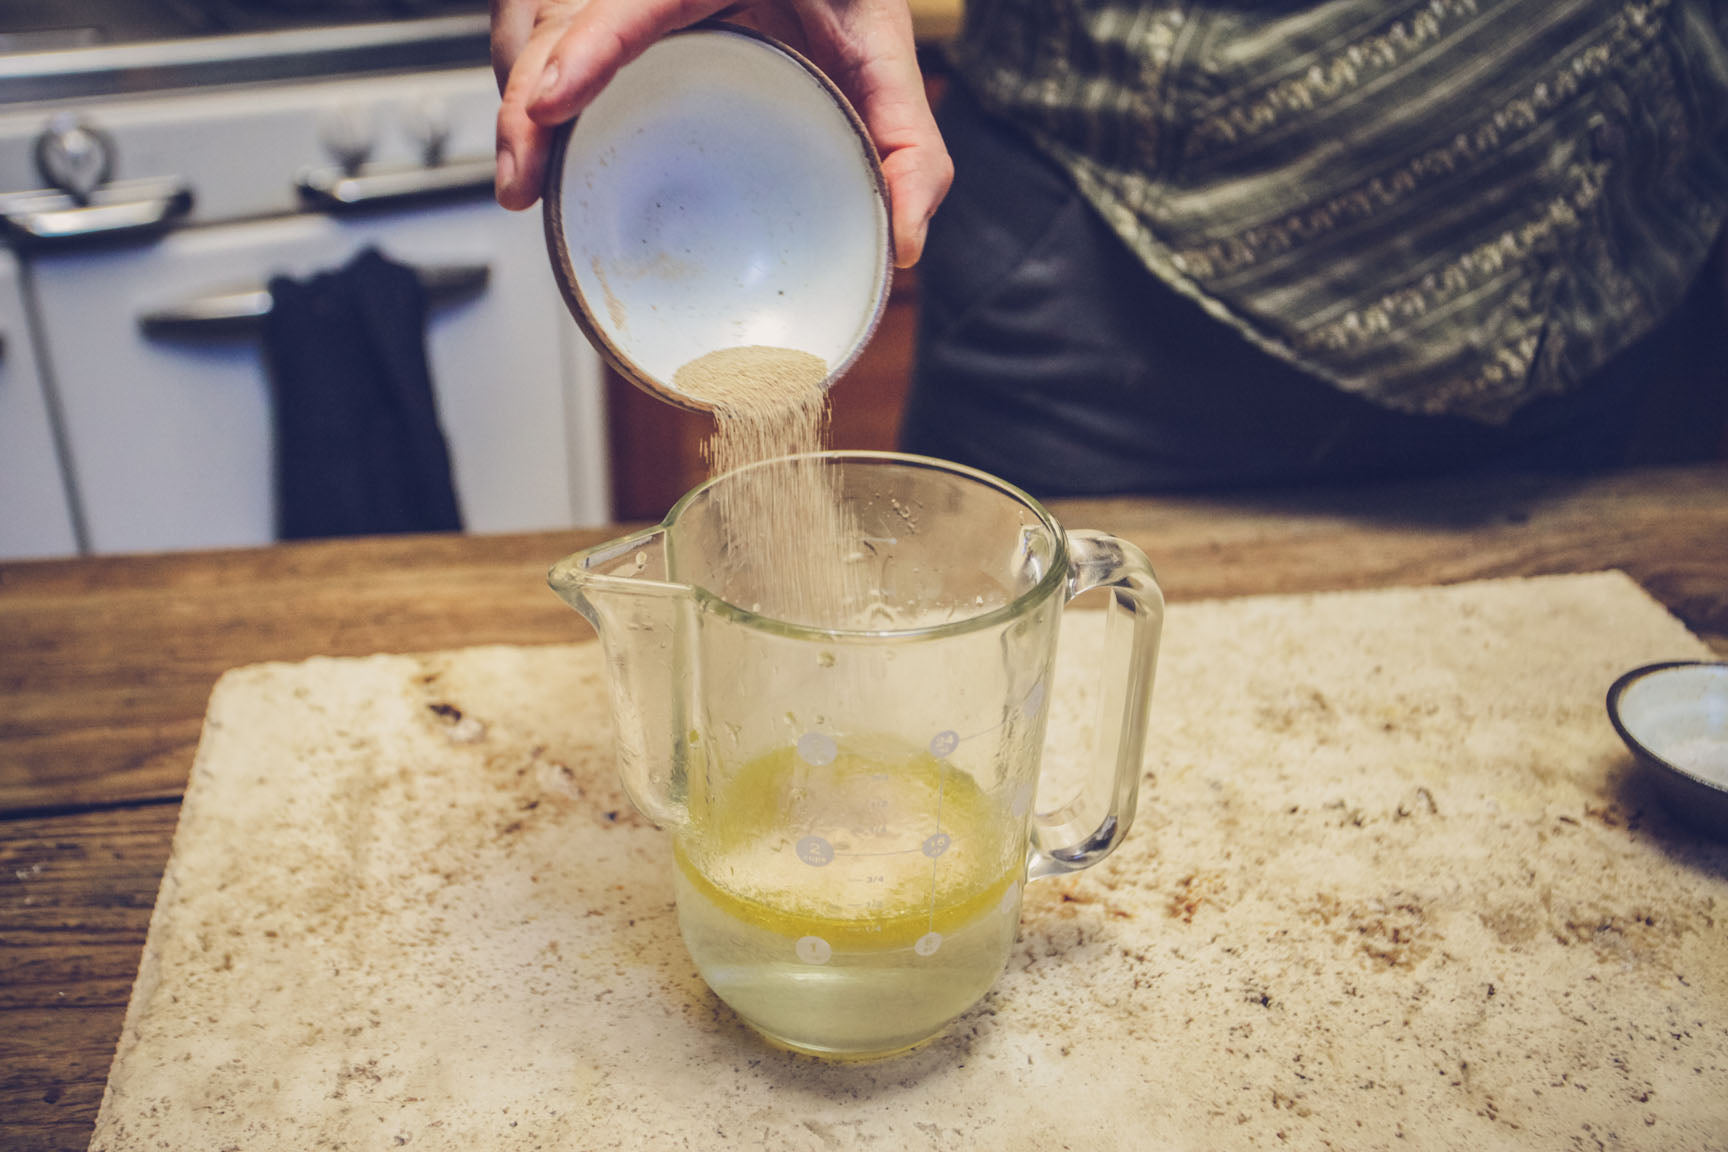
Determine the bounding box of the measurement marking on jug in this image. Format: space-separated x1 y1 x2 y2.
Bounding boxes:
795 836 834 867
930 762 948 842
843 846 930 858
926 752 951 929
915 932 943 957
796 731 839 767
931 678 1045 754
795 936 832 964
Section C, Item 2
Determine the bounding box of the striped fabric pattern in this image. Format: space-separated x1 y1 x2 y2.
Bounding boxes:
951 0 1728 422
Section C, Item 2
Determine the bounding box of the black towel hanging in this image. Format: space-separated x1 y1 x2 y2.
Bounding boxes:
262 247 463 539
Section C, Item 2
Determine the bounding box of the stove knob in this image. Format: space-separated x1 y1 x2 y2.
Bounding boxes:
319 107 375 174
406 98 452 167
35 114 114 204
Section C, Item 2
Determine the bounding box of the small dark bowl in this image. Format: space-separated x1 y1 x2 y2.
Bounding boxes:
1607 661 1728 839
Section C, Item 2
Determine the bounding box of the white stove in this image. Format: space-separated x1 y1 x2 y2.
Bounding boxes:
0 11 610 558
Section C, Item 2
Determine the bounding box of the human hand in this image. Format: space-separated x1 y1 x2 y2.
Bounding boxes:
491 0 951 267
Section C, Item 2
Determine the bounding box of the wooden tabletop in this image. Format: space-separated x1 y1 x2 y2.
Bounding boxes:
4 463 1727 1152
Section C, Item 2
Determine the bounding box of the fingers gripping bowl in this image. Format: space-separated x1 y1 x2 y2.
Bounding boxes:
542 24 893 411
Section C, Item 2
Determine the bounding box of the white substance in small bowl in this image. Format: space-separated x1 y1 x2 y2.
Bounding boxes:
1660 735 1728 787
1608 661 1728 836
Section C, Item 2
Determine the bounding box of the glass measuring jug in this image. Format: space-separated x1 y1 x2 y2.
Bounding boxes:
550 452 1163 1057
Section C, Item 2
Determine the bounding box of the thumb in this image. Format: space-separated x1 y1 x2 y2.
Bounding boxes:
882 135 952 267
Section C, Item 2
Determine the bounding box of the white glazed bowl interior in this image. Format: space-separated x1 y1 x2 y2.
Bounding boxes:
1611 663 1728 787
553 28 890 400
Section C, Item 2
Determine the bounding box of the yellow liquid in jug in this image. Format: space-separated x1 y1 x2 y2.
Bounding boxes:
674 740 1024 1056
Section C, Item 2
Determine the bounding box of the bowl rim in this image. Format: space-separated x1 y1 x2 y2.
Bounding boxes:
540 20 893 413
1605 659 1728 797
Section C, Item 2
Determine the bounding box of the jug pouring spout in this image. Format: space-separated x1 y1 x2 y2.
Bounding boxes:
549 524 694 828
548 523 678 622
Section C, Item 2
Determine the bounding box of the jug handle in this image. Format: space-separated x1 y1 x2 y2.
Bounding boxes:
1027 529 1164 880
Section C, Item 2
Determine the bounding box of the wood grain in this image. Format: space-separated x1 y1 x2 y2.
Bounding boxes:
1074 467 1728 632
0 805 178 1152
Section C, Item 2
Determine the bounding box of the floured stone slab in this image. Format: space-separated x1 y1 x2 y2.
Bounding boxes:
92 572 1728 1151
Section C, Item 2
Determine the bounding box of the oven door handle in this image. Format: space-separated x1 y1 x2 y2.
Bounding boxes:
297 158 496 210
137 261 490 337
0 179 194 244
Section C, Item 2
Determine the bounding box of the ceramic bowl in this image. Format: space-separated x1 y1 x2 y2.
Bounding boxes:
1607 661 1728 839
542 23 892 411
